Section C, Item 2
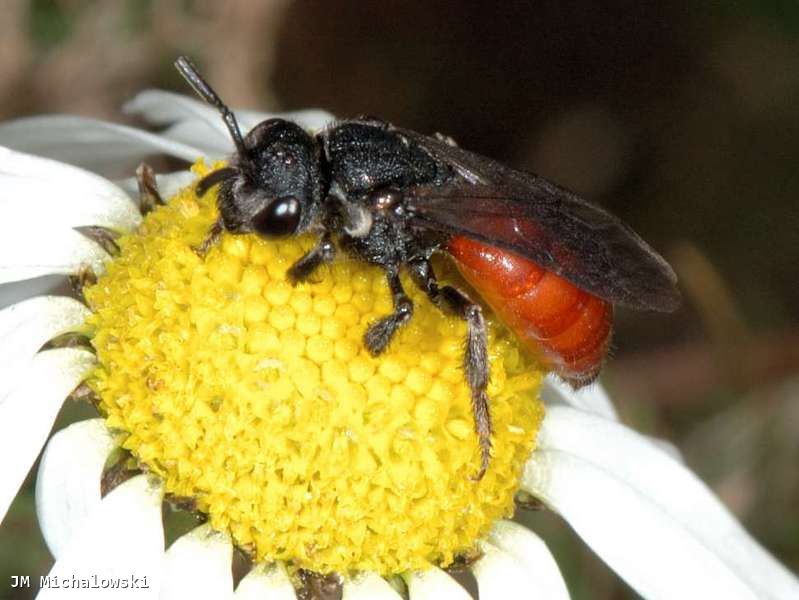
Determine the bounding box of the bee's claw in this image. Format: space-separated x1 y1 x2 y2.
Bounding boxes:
471 434 491 482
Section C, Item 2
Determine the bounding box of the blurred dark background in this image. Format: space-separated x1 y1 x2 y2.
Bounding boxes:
1 1 797 598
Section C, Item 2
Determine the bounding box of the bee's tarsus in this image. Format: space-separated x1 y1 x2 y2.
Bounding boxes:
194 218 224 258
363 271 414 355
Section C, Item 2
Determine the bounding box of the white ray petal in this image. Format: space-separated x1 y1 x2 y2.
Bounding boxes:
542 377 684 460
125 90 335 132
154 121 239 158
0 275 69 311
525 449 759 599
36 419 116 559
1 172 138 232
0 348 94 525
234 563 296 600
541 375 619 420
645 435 684 462
471 541 540 600
0 226 108 284
0 296 90 401
115 170 198 205
160 523 234 600
523 406 799 600
0 116 202 176
405 568 471 600
343 572 402 599
124 90 335 156
0 146 140 231
37 475 164 600
487 520 570 599
124 90 232 136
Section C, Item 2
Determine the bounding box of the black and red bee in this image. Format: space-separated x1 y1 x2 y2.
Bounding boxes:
175 56 680 478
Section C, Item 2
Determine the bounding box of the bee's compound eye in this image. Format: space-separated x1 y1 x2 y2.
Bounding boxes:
252 197 301 238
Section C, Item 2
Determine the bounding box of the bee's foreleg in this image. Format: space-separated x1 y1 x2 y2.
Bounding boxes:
410 259 492 480
192 168 239 258
193 218 224 258
196 167 237 197
364 268 414 355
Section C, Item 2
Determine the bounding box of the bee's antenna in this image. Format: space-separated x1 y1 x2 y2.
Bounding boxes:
174 56 248 156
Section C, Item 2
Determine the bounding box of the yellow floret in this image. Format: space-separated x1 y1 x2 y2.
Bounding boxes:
84 160 545 575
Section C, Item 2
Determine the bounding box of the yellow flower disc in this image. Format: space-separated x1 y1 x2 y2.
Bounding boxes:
85 161 545 575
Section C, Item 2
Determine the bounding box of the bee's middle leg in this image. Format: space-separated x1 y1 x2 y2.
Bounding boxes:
364 269 413 356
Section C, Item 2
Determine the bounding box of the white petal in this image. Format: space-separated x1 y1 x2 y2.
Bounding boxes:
0 348 94 525
36 419 116 559
541 375 619 420
645 435 684 462
526 449 759 599
152 109 338 157
235 563 296 600
0 146 140 231
115 170 198 205
343 572 402 599
0 226 108 284
125 90 335 132
260 108 335 134
37 475 164 600
0 115 203 176
125 90 335 157
0 275 69 310
152 120 240 158
523 406 799 600
405 568 471 600
0 176 137 230
471 541 541 600
125 91 238 157
160 523 233 600
0 296 90 401
541 377 683 460
124 90 232 136
487 520 570 599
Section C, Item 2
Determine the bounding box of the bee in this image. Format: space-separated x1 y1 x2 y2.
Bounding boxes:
175 56 679 478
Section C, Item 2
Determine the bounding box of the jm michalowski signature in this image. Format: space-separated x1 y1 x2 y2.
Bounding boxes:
10 573 149 589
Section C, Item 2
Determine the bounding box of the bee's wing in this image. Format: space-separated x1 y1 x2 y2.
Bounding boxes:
399 129 680 312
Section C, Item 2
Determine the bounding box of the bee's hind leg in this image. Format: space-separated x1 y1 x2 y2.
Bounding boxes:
410 258 492 480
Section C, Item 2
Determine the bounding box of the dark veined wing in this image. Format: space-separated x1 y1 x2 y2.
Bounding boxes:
398 128 680 312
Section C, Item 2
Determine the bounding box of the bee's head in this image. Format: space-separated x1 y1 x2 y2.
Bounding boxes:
228 118 323 238
176 56 324 239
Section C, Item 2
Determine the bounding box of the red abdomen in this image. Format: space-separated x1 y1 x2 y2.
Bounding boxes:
447 236 613 386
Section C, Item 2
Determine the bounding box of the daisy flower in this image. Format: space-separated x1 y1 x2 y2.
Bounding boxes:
0 90 797 600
